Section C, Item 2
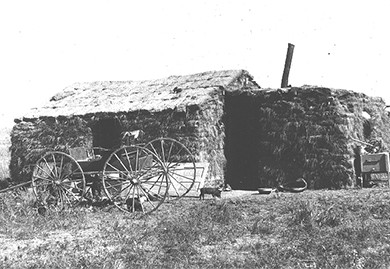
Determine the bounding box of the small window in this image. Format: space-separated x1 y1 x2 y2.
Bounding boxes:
92 118 122 149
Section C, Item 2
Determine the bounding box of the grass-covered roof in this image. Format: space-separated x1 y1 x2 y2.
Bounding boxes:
23 70 259 119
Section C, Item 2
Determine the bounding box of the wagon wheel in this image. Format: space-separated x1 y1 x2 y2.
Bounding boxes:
144 138 196 199
32 151 86 211
102 145 169 214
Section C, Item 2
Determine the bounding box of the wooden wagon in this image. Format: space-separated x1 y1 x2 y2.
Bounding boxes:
29 137 197 214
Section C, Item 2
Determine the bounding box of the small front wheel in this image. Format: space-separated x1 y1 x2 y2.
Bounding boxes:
32 151 86 211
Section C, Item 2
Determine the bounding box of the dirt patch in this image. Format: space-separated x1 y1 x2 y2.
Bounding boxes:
221 190 258 199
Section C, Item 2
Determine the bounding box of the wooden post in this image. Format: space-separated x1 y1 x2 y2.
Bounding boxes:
281 43 295 88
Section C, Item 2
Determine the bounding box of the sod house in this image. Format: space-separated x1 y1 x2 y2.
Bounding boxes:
10 70 260 186
10 70 390 190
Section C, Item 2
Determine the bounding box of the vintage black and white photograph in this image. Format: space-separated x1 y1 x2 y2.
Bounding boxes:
1 1 390 268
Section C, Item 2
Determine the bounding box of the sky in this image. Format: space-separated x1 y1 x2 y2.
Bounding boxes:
1 0 389 121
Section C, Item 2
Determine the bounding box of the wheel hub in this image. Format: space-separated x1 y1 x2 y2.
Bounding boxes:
131 178 139 185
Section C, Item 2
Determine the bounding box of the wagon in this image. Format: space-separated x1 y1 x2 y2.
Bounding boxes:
30 137 197 214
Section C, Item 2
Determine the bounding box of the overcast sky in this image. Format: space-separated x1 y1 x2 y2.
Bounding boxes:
1 0 389 120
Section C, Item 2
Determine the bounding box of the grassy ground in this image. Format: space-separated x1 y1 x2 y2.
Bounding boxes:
1 188 390 268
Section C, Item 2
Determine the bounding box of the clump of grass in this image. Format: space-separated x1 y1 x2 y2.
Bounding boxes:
286 200 316 231
0 189 90 240
0 190 36 222
153 201 244 263
250 212 277 235
250 218 274 235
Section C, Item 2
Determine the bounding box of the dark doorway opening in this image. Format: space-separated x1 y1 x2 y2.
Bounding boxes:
224 94 260 190
92 118 122 150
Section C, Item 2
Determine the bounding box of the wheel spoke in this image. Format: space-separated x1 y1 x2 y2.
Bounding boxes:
62 191 72 205
166 140 174 163
168 170 196 182
103 180 126 189
124 148 134 173
106 162 131 179
61 182 84 193
148 143 165 165
61 186 82 201
148 143 159 158
141 173 163 189
32 175 55 184
141 173 169 198
33 181 54 189
57 190 63 208
58 188 71 205
108 186 122 201
135 148 140 171
113 153 131 174
135 164 163 181
142 184 165 200
110 181 133 200
160 140 166 163
123 181 132 201
62 166 83 181
167 171 192 191
167 161 181 169
43 158 56 179
138 185 157 209
157 174 165 194
124 182 134 199
167 173 182 196
35 164 54 180
58 155 64 179
131 183 136 212
135 185 145 213
51 153 59 179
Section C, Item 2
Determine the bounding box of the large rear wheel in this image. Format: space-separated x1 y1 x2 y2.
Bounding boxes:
102 145 169 214
144 138 196 199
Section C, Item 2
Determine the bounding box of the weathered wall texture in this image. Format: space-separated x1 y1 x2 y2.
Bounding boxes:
10 117 92 182
10 96 226 184
11 80 390 190
224 87 390 190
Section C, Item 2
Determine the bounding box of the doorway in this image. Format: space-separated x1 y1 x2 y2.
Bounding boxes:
224 94 260 190
92 117 122 150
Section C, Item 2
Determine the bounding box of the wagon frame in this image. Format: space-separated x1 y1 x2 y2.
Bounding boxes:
30 137 197 214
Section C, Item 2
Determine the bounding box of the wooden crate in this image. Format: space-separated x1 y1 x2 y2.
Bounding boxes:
361 152 390 187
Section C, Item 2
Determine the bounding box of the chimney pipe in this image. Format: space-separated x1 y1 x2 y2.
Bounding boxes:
281 43 295 88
